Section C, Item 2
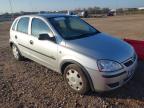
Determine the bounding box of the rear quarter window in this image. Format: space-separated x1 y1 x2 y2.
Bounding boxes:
17 17 29 34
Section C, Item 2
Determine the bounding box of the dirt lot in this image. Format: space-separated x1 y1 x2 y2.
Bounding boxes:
0 15 144 108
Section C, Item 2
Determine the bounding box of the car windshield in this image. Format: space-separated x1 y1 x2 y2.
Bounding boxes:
48 16 100 40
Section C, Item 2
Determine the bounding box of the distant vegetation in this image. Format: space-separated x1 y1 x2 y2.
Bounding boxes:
0 6 144 21
75 7 144 15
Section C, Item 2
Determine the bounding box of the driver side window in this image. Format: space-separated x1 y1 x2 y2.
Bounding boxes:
31 18 53 38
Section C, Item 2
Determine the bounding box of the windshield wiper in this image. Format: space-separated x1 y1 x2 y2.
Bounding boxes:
79 31 100 37
64 31 100 40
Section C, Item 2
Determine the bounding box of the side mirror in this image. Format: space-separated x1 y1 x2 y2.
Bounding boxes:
38 34 56 42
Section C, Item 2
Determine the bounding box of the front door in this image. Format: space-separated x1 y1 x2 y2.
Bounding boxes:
28 17 58 70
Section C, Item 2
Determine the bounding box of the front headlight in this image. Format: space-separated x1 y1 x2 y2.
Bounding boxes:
97 60 123 72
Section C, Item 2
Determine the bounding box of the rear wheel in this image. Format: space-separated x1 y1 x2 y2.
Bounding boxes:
12 44 24 61
64 64 90 94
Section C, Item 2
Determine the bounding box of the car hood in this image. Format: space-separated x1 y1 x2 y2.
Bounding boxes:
65 33 134 63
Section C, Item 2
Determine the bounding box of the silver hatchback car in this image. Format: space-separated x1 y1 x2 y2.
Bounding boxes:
10 14 137 94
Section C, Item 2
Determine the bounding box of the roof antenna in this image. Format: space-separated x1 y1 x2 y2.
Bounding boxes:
8 0 14 20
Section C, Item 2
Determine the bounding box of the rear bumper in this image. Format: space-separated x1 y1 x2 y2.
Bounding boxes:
86 58 137 92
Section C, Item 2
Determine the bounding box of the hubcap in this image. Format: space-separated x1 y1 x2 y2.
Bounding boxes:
12 46 19 59
66 69 83 91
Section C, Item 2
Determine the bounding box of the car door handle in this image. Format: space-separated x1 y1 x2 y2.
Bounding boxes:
30 40 34 45
15 35 17 39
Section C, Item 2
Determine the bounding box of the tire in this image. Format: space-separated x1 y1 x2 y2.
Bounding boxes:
64 64 90 94
12 44 24 61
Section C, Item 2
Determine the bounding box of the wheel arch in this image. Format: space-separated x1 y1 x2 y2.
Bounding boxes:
60 60 95 91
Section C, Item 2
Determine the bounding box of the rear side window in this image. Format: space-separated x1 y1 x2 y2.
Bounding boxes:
31 18 52 37
17 17 29 34
12 19 18 30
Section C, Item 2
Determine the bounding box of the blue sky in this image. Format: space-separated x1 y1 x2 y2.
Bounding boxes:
0 0 144 13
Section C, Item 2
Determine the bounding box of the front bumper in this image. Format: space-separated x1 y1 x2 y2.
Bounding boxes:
86 57 137 92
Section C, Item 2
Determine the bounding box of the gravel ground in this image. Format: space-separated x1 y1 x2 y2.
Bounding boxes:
0 15 144 108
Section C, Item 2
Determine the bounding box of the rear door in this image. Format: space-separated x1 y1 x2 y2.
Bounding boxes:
28 17 58 70
10 19 19 44
15 17 31 57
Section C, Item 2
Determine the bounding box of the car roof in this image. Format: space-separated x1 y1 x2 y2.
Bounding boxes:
20 13 71 19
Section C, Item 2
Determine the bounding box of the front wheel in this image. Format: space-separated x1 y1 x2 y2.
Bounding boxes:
64 64 90 94
12 44 24 61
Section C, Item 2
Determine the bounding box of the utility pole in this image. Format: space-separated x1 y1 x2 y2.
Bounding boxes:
8 0 14 20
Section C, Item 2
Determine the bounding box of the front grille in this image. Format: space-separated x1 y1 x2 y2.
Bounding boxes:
124 54 136 67
124 60 133 67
